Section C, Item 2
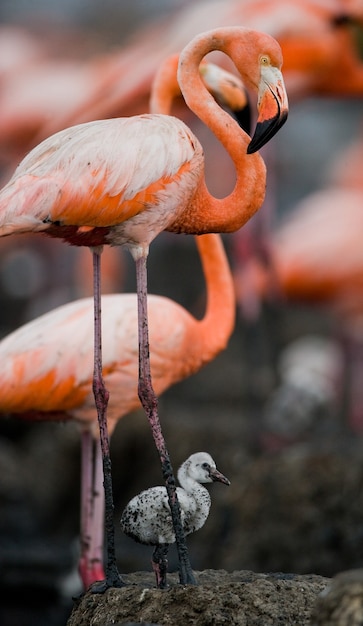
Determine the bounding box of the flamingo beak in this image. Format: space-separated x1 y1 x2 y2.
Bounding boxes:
247 65 288 154
201 62 252 134
209 466 231 486
231 98 252 135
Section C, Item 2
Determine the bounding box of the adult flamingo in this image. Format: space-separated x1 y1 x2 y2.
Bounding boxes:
0 232 235 589
0 45 250 591
0 27 288 589
0 56 243 590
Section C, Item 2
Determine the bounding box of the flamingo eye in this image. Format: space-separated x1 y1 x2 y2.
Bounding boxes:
260 55 270 66
202 462 210 470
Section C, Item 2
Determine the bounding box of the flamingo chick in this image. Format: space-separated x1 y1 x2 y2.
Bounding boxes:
120 452 230 588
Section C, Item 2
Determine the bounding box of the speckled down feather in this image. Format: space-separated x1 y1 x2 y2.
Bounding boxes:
120 452 230 545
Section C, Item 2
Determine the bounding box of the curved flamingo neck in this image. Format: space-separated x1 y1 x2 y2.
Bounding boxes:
149 54 235 363
149 54 180 115
194 233 235 362
173 28 266 235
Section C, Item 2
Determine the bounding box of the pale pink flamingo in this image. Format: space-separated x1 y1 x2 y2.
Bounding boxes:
0 27 288 589
0 232 235 588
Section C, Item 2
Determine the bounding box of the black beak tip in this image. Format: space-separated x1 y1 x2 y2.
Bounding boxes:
247 109 288 154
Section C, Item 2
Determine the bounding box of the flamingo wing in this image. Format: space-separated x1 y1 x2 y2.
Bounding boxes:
0 293 197 420
0 297 97 413
0 115 201 235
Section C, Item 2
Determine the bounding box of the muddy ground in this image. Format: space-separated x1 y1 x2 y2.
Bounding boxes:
67 570 330 626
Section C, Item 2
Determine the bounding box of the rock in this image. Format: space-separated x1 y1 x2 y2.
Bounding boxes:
310 569 363 625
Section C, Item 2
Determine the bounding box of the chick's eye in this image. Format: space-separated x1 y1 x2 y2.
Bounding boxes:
202 462 210 470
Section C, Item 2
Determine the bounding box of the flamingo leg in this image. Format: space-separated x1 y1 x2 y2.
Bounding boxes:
135 253 196 586
91 247 124 592
79 430 106 588
88 437 107 583
152 544 170 589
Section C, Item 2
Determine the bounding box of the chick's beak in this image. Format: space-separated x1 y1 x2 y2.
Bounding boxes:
247 65 288 154
209 466 231 486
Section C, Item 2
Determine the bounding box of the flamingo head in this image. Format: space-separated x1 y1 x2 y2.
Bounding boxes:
226 28 289 153
247 57 289 153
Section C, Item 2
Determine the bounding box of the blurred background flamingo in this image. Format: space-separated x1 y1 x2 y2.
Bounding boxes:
233 132 363 441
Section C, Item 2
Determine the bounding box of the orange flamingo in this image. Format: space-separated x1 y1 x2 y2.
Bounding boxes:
0 53 244 590
0 232 235 588
0 50 250 589
0 27 288 589
0 49 244 588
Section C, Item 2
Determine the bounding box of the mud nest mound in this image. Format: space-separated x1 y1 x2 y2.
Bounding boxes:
67 569 329 626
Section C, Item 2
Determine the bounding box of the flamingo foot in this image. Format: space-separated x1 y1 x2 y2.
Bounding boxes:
79 559 106 590
152 545 169 589
89 577 125 594
178 552 197 586
89 561 126 594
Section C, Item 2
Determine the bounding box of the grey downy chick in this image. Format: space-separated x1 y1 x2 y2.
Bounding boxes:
120 452 230 588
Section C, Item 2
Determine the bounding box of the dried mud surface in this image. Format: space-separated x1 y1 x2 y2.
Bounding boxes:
67 569 330 626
